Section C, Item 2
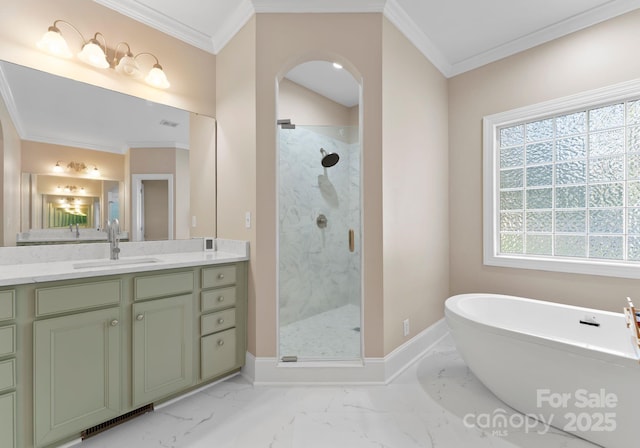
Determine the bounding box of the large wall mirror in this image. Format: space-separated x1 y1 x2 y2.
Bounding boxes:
0 60 216 246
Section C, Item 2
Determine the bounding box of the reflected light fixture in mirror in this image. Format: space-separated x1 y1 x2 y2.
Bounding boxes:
51 161 101 177
37 19 170 89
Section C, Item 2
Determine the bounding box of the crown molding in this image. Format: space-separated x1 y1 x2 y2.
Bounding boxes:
252 0 385 13
23 134 126 154
382 0 452 77
212 0 255 54
95 0 640 77
448 0 640 77
94 0 216 54
0 65 27 138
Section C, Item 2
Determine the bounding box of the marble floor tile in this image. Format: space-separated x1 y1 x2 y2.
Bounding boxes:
78 334 599 448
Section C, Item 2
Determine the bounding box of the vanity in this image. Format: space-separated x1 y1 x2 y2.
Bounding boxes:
0 238 248 448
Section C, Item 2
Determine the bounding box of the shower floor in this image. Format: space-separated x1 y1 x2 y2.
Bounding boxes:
280 304 361 360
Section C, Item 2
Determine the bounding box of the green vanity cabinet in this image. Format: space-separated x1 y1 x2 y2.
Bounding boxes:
200 265 246 381
6 260 246 448
33 281 122 448
0 289 16 448
132 293 194 407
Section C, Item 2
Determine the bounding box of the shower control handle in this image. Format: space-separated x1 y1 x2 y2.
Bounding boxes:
316 214 328 229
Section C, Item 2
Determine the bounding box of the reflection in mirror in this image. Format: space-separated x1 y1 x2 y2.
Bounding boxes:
0 60 216 246
35 174 102 229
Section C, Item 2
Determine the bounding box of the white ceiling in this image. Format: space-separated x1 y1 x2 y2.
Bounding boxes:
0 61 189 154
94 0 640 77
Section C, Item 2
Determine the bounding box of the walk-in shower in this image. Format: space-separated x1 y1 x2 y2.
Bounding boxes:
278 124 361 361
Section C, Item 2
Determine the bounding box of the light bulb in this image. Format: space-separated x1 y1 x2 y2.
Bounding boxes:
37 27 72 58
53 162 63 173
145 64 170 89
115 54 142 78
78 40 109 69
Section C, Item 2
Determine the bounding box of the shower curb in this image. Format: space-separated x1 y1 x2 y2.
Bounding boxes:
243 318 448 385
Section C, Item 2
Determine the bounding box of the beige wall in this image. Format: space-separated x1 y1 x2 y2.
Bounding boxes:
175 148 190 239
22 141 125 180
216 17 258 353
189 113 216 238
449 9 640 311
382 19 449 353
0 0 215 115
279 78 356 126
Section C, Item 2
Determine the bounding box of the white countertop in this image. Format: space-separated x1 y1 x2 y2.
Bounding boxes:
0 238 249 287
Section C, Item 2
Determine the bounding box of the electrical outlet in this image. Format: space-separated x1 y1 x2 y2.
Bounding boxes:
245 211 251 229
403 319 410 337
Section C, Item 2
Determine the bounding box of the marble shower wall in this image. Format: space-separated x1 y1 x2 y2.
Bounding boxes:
279 125 361 328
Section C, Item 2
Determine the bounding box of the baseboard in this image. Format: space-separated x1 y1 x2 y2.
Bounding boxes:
242 318 449 385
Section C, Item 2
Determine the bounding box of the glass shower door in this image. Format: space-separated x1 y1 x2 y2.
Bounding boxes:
278 124 361 361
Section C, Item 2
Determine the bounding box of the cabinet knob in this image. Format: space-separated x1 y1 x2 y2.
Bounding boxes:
217 339 225 346
218 318 225 324
136 314 144 321
217 273 225 280
217 296 225 302
110 319 119 327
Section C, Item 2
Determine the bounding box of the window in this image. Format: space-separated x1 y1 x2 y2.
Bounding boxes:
483 79 640 279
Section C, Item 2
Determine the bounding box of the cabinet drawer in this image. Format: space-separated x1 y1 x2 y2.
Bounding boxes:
201 328 237 381
0 359 15 393
201 287 236 312
201 309 236 336
202 265 236 289
0 291 14 322
135 271 194 300
0 326 15 357
0 391 16 448
36 280 121 316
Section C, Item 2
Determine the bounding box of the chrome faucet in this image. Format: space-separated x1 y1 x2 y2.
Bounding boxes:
107 219 120 260
70 223 80 238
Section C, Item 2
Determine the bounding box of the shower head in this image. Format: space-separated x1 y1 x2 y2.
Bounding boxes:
320 148 340 167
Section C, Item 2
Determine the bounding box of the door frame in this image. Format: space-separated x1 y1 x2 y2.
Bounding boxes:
131 174 174 242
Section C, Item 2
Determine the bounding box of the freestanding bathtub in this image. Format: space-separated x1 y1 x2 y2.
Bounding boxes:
445 293 638 448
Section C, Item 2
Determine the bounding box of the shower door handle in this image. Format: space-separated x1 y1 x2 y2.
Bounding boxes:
349 229 355 252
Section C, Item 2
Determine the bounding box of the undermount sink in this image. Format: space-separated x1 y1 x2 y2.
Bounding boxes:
73 257 162 269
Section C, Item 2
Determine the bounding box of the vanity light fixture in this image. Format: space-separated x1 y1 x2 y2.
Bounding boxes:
67 161 87 172
51 161 100 177
37 19 170 89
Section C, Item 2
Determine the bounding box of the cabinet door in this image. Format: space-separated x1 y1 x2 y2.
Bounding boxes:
34 308 121 447
132 294 193 407
0 391 16 448
201 328 237 381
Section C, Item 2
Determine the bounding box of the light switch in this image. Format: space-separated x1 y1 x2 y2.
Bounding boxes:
245 212 251 229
